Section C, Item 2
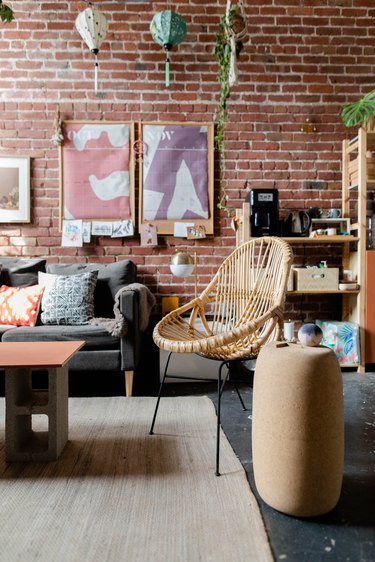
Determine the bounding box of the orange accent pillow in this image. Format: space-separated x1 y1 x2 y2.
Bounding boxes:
0 285 44 327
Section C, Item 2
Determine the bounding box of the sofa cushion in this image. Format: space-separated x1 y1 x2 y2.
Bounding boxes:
0 285 44 327
2 324 119 350
0 324 17 337
0 257 46 287
46 260 137 318
39 271 98 325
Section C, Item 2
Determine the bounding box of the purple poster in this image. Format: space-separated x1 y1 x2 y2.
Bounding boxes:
142 125 209 220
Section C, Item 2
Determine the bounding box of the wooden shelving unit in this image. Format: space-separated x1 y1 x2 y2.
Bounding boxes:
236 161 366 371
341 127 372 372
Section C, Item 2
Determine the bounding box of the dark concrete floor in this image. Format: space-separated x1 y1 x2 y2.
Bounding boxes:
159 372 375 562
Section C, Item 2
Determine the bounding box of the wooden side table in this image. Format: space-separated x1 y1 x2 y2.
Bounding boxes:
0 341 84 462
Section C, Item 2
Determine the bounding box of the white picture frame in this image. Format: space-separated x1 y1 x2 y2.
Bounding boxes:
0 156 30 223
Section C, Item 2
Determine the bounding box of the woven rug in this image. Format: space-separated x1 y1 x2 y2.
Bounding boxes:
0 396 272 562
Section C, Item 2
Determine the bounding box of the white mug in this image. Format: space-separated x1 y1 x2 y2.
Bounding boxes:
327 227 336 235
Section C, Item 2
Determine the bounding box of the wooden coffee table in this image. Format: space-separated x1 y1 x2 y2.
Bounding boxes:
0 341 84 462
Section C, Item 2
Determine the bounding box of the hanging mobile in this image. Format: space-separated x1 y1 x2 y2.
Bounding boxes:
150 10 187 87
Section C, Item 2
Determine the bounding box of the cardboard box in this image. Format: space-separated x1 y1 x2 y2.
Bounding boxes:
293 267 339 291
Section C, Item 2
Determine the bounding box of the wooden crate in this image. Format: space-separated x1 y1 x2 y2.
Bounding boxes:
293 267 339 291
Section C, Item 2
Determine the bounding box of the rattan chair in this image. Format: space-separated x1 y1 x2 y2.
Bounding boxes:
150 237 293 475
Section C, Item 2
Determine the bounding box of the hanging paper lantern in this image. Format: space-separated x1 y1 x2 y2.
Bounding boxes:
150 10 187 87
75 7 108 94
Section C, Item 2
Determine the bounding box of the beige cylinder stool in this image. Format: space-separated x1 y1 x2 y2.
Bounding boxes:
252 341 344 517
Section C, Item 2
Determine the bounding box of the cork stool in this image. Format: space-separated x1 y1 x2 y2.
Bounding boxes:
252 341 344 517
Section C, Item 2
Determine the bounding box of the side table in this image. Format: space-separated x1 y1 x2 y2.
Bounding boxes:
252 341 344 517
0 341 84 462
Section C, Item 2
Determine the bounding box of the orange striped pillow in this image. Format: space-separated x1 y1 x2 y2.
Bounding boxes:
0 285 44 327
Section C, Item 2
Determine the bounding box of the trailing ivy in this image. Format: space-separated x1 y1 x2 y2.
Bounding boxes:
214 4 244 217
0 1 14 23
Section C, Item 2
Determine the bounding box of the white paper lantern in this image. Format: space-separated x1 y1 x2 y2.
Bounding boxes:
75 7 108 93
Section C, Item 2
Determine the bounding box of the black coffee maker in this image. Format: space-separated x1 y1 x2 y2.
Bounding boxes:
247 189 280 237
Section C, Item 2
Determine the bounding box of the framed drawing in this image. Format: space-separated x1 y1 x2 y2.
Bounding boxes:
0 156 30 223
138 122 214 235
59 121 135 230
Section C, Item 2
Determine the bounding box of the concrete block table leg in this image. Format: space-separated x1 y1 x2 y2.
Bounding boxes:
47 365 69 460
5 368 33 462
5 364 69 462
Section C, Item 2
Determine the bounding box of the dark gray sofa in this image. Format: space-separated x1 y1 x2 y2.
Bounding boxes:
0 257 150 396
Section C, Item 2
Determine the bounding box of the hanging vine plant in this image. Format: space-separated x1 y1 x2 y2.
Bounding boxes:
214 1 246 217
0 1 14 23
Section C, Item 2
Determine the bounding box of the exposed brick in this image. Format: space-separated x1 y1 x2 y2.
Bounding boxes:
0 1 368 316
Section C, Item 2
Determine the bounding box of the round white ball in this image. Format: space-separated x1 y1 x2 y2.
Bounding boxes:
298 323 323 347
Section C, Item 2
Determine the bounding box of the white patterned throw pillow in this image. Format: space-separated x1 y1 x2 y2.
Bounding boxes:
38 271 98 325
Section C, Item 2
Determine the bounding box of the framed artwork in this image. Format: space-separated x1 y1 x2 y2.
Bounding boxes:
59 121 135 230
0 156 30 223
138 122 214 235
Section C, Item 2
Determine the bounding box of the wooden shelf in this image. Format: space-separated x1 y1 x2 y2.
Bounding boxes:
349 181 375 190
281 235 358 244
288 290 360 295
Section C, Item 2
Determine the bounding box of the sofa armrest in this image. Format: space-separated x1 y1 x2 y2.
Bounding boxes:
119 289 141 371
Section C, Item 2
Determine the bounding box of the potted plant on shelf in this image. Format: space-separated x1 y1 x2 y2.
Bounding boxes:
341 90 375 181
341 90 375 130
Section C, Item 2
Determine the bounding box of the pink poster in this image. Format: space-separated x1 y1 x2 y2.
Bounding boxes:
62 122 133 220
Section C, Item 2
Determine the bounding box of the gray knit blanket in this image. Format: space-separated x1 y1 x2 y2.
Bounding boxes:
89 283 156 337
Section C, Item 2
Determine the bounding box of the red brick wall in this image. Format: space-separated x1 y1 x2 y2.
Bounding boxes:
0 0 373 318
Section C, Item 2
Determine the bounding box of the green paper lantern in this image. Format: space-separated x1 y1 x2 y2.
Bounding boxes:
150 10 187 87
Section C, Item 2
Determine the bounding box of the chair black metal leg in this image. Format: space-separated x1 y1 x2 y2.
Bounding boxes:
215 361 229 477
149 351 173 435
150 354 240 477
232 380 248 411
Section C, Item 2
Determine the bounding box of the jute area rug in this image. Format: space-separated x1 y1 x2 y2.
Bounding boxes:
0 396 272 562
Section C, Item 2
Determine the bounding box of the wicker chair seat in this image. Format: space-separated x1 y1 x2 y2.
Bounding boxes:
154 237 293 361
153 299 284 361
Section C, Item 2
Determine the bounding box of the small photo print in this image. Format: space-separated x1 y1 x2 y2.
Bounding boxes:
140 223 158 246
187 225 206 239
111 220 134 238
91 221 113 236
82 221 91 243
61 219 83 247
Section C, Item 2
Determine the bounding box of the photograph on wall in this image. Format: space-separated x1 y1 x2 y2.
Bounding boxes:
0 156 30 223
60 121 135 230
139 122 214 235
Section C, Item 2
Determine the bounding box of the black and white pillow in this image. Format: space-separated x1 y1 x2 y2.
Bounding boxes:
38 271 98 325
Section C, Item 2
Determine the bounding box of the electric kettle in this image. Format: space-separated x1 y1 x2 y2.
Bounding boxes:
285 211 311 236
